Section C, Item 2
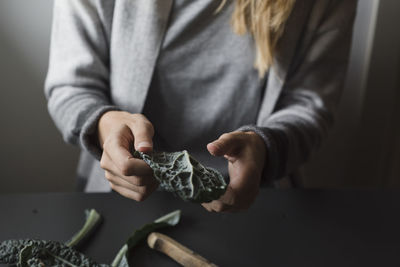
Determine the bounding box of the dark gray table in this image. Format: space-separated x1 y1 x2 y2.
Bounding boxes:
1 189 399 266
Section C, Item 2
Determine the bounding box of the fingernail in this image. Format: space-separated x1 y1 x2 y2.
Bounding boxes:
137 141 152 148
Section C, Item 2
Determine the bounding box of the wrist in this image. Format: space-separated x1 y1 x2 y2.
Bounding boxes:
98 111 126 148
244 131 267 175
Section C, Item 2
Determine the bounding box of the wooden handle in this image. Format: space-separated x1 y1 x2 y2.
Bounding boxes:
147 232 218 267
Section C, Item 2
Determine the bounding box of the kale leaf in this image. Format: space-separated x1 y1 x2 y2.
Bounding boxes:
133 150 227 203
111 210 181 267
0 209 181 267
0 239 105 266
0 209 104 267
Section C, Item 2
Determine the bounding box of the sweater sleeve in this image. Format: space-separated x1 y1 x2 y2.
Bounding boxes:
238 0 357 185
44 0 118 160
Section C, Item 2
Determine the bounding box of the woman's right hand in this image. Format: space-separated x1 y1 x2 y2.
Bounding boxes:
98 111 159 201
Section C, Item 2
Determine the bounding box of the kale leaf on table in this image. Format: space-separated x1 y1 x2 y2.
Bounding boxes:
0 239 105 267
111 210 181 267
0 209 181 267
133 150 227 203
0 209 104 267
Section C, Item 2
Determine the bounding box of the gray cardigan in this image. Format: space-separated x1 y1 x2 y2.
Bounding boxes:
45 0 357 190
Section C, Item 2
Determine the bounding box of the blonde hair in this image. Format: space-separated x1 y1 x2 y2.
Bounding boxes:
216 0 296 77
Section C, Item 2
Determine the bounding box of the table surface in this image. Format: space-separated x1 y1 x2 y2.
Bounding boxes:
0 189 399 267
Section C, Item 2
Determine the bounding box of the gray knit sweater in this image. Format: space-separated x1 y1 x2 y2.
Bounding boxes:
45 0 357 191
142 0 266 180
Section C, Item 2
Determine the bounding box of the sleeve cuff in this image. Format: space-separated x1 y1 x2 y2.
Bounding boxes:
79 105 121 160
236 125 287 186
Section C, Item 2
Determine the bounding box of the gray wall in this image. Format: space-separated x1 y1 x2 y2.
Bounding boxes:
0 0 78 193
352 0 400 187
303 0 379 187
0 0 398 192
303 0 400 188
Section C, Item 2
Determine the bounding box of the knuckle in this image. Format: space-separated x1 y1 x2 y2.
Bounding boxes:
220 133 230 140
100 157 107 169
120 165 131 176
134 193 146 202
103 137 119 152
214 202 225 212
214 207 224 213
119 158 133 176
132 176 145 186
109 182 115 190
102 140 111 151
202 204 212 212
131 114 146 124
104 171 113 180
132 113 146 121
139 185 150 195
119 161 131 176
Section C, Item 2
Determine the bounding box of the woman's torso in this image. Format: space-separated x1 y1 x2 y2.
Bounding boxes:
142 0 266 178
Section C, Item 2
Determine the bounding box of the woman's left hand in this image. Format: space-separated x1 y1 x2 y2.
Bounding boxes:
202 131 266 212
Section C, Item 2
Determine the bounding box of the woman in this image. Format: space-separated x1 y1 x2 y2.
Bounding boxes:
45 0 357 212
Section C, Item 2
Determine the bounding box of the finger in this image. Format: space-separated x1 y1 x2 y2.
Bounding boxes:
109 182 149 202
208 200 233 213
208 185 237 212
226 178 259 211
106 171 158 196
105 170 158 192
209 200 245 213
214 182 254 212
202 185 247 212
228 162 260 195
102 136 153 177
216 185 236 206
201 203 213 212
101 152 154 185
128 114 154 153
207 132 244 158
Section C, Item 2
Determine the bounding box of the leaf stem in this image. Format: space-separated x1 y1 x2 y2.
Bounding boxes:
110 244 128 267
110 210 181 267
66 209 102 248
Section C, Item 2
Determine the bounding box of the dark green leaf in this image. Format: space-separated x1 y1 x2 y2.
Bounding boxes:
1 239 104 266
1 209 105 266
111 210 181 267
17 242 33 267
134 150 227 202
66 209 102 248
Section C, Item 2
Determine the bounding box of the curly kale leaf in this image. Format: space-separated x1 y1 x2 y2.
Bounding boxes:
133 150 227 203
0 209 105 267
0 239 105 266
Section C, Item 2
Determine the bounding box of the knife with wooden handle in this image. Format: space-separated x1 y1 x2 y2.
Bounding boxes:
147 232 218 267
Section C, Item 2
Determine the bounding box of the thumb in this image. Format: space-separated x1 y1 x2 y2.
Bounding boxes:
128 115 154 153
207 133 242 157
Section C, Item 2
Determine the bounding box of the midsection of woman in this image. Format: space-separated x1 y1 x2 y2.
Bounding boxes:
143 0 265 178
45 0 358 212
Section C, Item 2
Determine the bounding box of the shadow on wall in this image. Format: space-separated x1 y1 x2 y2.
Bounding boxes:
303 0 400 188
302 0 378 188
0 0 78 193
